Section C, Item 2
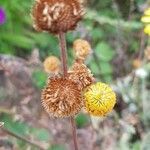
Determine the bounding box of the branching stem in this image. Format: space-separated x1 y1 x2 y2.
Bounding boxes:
58 32 79 150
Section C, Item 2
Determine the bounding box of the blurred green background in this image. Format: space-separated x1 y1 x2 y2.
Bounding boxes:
0 0 150 150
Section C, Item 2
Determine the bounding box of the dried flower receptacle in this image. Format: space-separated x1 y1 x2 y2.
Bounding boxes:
43 56 60 73
41 76 83 117
68 62 95 90
73 39 91 61
31 0 85 34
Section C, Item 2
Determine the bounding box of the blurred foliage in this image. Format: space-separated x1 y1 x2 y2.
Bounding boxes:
0 114 51 149
0 0 149 149
32 70 47 89
75 113 90 128
50 145 66 150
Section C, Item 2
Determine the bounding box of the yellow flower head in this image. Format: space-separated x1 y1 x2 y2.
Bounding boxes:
84 82 116 116
141 7 150 36
141 16 150 23
141 7 150 23
144 24 150 36
144 8 150 16
43 56 60 73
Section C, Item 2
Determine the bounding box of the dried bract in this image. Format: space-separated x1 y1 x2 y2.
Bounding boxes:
43 56 60 73
41 76 83 117
31 0 85 34
73 39 91 60
68 62 94 90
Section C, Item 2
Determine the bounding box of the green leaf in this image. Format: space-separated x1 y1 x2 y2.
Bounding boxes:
103 75 113 83
90 28 104 40
1 33 34 49
31 128 51 141
131 141 140 150
95 41 115 61
50 145 66 150
75 113 90 128
1 114 28 136
89 59 101 75
32 70 47 89
99 62 113 74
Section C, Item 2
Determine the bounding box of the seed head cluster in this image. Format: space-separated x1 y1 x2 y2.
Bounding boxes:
41 39 116 117
31 0 116 118
68 61 94 90
31 0 85 34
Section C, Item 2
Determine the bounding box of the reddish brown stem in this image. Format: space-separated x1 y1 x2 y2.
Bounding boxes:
70 116 79 150
58 32 79 150
58 32 68 76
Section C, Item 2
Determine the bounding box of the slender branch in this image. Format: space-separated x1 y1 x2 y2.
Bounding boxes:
58 32 79 150
1 127 46 150
70 116 79 150
138 31 146 60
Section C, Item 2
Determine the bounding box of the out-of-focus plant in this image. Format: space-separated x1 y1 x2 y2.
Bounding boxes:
141 8 150 36
0 7 6 25
0 0 59 58
0 0 149 149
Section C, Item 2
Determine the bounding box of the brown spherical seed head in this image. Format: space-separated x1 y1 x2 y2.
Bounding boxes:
31 0 85 34
43 56 61 73
73 39 91 60
68 62 95 90
41 76 83 117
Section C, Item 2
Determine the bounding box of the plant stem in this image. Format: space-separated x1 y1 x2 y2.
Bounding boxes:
58 32 79 150
1 127 46 150
58 32 68 76
70 116 79 150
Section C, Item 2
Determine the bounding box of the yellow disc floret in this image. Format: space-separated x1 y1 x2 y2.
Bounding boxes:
84 82 116 116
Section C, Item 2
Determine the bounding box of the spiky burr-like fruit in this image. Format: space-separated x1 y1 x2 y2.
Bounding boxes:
31 0 85 34
41 76 83 117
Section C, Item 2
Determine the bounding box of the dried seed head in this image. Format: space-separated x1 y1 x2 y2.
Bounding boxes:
43 56 60 73
132 58 142 69
84 82 116 116
68 62 94 90
41 76 83 117
31 0 85 34
73 39 91 60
